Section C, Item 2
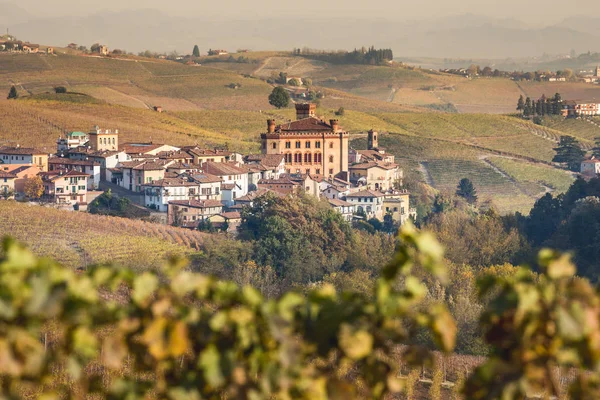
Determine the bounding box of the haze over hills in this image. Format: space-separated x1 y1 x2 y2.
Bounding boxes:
2 3 600 58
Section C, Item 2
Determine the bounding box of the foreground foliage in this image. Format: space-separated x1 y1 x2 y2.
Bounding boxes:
0 225 454 399
0 223 599 398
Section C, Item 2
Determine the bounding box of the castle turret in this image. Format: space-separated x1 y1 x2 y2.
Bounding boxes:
367 129 378 150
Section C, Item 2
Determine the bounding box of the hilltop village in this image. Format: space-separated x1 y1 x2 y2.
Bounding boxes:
0 103 412 232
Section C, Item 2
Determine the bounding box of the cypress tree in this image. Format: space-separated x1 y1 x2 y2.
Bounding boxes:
7 86 17 100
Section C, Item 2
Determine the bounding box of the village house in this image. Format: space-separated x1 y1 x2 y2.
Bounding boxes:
117 160 173 193
349 161 401 192
344 190 385 220
581 158 600 177
165 162 202 175
257 174 319 197
168 199 224 226
0 171 16 198
2 165 41 198
383 191 415 225
234 188 284 208
142 174 221 212
67 148 130 180
180 147 233 166
244 154 286 178
328 198 355 222
261 103 349 179
0 146 49 171
57 131 89 152
208 212 242 233
202 162 248 206
320 179 352 200
156 149 195 164
120 143 181 158
41 170 89 206
99 45 109 56
48 158 101 190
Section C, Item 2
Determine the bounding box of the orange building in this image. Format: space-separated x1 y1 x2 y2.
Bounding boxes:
260 103 349 179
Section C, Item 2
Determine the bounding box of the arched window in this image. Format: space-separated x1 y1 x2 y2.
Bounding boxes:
285 153 292 163
329 155 334 163
305 153 312 163
329 142 334 149
316 153 322 163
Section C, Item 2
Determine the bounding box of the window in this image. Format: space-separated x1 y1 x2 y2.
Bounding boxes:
329 142 334 149
329 155 334 163
394 207 398 212
315 142 321 149
316 169 321 174
295 141 301 149
285 141 291 149
272 143 277 149
78 185 86 190
315 153 322 163
329 169 333 175
305 141 311 149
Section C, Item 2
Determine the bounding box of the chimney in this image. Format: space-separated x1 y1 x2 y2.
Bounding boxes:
330 119 339 131
267 119 276 133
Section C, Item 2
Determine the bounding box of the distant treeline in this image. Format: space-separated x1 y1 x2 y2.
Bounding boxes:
294 46 393 65
442 65 574 81
516 93 563 117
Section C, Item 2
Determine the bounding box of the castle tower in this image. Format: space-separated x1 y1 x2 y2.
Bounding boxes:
295 103 316 120
367 129 378 150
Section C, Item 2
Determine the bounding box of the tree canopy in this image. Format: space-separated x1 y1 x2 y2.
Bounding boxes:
553 135 585 171
192 45 200 57
268 86 290 109
456 178 478 204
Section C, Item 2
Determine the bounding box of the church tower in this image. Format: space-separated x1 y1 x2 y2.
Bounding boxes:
367 129 378 150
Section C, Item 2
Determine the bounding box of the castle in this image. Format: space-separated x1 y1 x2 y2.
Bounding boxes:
260 103 349 178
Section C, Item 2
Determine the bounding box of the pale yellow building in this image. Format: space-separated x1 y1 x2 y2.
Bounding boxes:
89 126 119 152
261 103 349 179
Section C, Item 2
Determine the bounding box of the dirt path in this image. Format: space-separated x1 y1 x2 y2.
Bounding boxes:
387 88 396 103
253 57 273 76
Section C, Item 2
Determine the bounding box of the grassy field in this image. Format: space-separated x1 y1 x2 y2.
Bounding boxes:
0 201 205 271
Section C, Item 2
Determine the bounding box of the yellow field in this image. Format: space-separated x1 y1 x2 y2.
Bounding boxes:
0 201 205 270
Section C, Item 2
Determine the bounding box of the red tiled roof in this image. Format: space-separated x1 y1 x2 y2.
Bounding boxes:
49 157 100 167
0 146 46 155
328 198 354 207
345 190 385 198
203 162 247 176
0 171 16 178
169 199 223 208
141 178 198 187
219 211 241 220
277 117 335 132
349 161 398 170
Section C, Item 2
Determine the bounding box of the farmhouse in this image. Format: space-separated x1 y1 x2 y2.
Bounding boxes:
581 158 600 177
344 190 385 220
562 100 600 117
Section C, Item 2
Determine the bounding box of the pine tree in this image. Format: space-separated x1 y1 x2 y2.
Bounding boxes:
524 97 532 117
192 45 200 57
553 136 586 171
456 178 478 204
517 95 525 112
7 86 17 100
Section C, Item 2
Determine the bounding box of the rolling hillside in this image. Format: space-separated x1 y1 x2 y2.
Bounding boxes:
0 201 206 270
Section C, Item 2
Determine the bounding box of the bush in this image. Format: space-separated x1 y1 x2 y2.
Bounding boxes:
54 86 68 94
335 107 345 116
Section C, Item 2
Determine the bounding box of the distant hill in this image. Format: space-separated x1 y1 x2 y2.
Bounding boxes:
3 8 600 58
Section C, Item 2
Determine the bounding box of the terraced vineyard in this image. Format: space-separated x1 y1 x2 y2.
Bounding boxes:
0 201 206 271
544 116 600 144
424 159 544 214
486 157 575 194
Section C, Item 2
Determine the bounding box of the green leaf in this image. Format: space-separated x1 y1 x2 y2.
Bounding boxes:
132 272 158 306
199 344 225 388
338 323 373 360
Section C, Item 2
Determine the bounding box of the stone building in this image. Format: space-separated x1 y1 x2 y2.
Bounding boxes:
261 103 349 179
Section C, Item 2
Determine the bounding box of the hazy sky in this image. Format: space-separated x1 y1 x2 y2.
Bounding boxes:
11 0 598 24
